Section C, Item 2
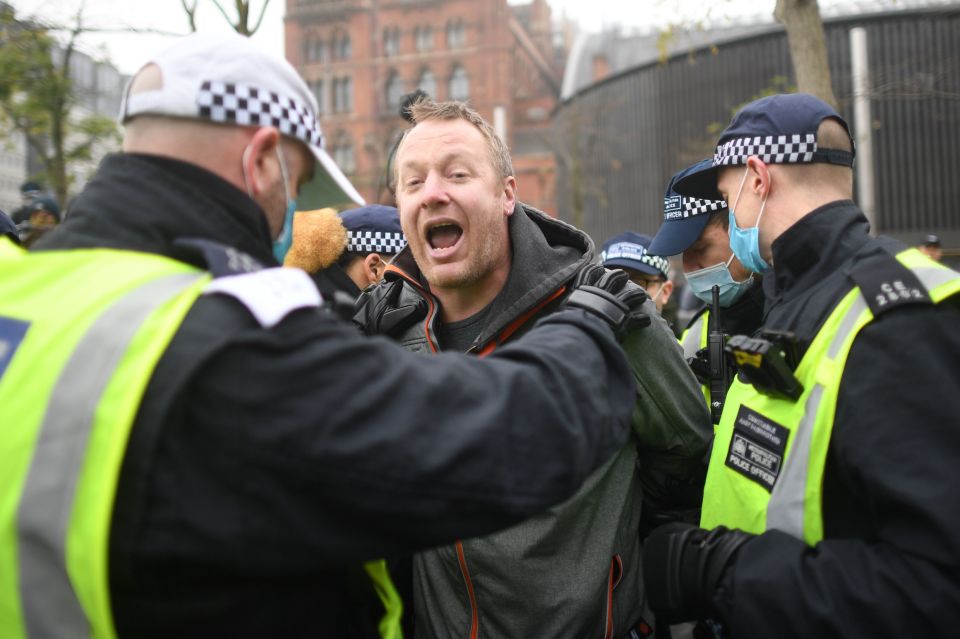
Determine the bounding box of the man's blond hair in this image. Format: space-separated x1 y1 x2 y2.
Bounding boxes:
394 100 514 185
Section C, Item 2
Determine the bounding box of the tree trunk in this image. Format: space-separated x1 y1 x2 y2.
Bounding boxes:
774 0 837 108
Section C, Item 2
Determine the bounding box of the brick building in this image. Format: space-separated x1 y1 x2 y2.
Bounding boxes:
284 0 567 213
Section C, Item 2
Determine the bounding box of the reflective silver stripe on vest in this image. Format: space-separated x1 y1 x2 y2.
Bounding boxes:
765 264 958 540
682 314 706 360
17 271 203 638
766 384 823 537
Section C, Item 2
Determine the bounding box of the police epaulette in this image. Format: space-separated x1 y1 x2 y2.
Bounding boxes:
173 238 265 278
848 248 932 318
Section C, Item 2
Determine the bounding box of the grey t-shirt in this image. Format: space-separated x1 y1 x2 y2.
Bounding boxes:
436 303 493 353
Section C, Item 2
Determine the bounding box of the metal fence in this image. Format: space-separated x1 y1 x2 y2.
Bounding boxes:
554 7 960 249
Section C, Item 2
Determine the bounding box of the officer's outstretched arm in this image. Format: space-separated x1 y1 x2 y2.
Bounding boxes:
182 288 638 563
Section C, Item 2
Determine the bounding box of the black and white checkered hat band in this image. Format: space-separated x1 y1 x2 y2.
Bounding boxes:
603 243 670 278
347 231 406 254
664 196 726 221
197 80 323 149
684 198 725 217
638 253 670 277
715 133 817 166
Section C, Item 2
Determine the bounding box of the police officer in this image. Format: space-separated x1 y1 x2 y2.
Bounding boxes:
0 33 648 638
18 195 62 247
600 231 674 312
643 93 960 637
284 205 405 302
918 233 943 262
10 181 44 225
335 204 406 293
647 160 765 418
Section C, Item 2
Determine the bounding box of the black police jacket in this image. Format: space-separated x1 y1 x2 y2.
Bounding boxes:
713 201 960 638
34 153 637 638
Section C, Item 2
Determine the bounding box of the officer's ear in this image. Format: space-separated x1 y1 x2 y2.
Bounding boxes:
745 156 772 200
660 279 674 305
363 253 389 286
242 127 283 198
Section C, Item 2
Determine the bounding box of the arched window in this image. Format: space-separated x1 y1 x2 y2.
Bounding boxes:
446 20 465 48
383 27 400 57
303 37 326 63
448 65 469 102
386 70 404 111
332 30 351 60
334 76 353 113
333 132 356 174
417 68 436 99
415 25 433 52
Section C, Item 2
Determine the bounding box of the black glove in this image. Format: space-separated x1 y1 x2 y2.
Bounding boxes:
563 265 650 337
643 523 754 624
359 279 428 337
687 348 712 386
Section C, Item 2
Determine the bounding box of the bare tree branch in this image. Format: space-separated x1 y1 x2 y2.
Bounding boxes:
181 0 199 32
251 0 272 35
210 0 236 31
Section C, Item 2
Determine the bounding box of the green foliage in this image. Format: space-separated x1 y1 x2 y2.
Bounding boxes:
0 7 120 205
733 76 797 115
703 76 799 142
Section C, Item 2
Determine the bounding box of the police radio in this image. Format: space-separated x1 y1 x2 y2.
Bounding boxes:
726 330 804 401
707 285 731 424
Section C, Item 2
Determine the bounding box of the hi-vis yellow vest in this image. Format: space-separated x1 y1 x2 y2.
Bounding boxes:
679 312 710 408
0 239 210 638
701 249 960 544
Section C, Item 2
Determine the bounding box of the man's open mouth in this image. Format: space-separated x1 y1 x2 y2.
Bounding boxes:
427 222 463 253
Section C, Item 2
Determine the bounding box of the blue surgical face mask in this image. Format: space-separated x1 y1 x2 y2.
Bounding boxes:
728 167 770 273
272 201 297 263
271 147 297 263
685 253 754 307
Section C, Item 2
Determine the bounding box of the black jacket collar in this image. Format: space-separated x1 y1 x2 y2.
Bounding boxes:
764 200 872 308
38 153 276 266
312 264 362 299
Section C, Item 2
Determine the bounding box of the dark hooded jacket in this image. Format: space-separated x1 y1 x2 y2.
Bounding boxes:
29 153 641 638
356 203 712 638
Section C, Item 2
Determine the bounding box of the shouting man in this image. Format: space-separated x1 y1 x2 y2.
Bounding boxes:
358 101 710 638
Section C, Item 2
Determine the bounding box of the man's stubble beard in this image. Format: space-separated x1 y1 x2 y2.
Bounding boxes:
418 239 496 290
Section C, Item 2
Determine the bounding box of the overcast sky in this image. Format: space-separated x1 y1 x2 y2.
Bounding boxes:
10 0 924 75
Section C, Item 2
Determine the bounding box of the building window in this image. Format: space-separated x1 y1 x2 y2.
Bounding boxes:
303 37 326 63
333 132 356 174
386 70 405 111
332 30 351 60
383 27 400 57
415 25 433 52
446 20 465 49
311 80 325 115
334 76 353 113
448 65 469 101
417 68 436 99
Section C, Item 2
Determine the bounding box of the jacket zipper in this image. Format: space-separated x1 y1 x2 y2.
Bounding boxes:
455 541 480 639
604 554 624 639
384 271 570 637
